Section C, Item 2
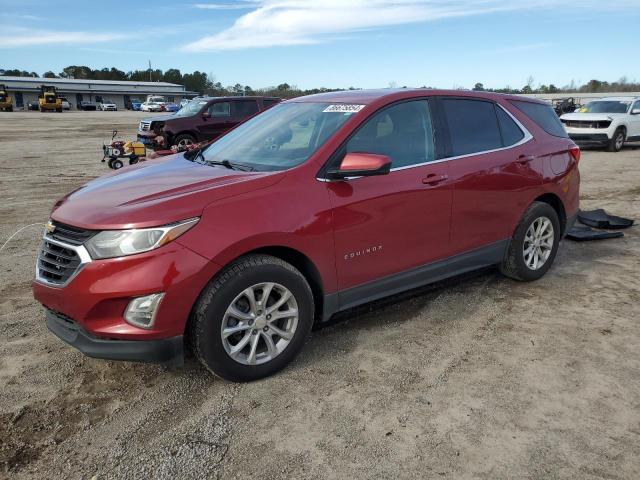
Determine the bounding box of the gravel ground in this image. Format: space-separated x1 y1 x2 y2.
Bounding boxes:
0 111 639 479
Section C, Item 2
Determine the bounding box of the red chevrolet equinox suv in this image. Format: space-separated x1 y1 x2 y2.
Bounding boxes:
33 89 580 381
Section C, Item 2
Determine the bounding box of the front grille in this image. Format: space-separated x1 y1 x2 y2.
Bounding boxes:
37 239 82 285
561 119 611 129
139 121 151 132
49 221 95 246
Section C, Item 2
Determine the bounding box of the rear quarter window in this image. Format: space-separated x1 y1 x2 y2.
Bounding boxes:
496 106 525 146
509 100 568 138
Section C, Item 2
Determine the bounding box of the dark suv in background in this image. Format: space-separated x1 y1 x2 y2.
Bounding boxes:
137 96 281 148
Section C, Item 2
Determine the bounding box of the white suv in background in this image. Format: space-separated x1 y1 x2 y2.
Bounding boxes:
97 99 118 111
560 97 640 152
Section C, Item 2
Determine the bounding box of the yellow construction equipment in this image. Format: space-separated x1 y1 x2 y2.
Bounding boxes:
38 85 62 112
0 84 12 112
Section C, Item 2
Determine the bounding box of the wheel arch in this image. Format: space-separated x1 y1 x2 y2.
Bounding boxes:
190 244 327 328
533 192 567 235
172 130 198 144
244 246 325 323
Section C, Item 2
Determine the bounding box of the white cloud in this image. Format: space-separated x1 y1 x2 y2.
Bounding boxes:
181 0 637 52
0 28 127 48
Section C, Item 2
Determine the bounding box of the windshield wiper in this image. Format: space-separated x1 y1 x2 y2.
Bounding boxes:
205 157 253 171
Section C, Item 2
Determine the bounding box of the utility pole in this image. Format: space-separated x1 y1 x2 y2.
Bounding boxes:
148 60 152 82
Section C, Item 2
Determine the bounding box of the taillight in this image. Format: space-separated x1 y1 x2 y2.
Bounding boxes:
569 146 581 163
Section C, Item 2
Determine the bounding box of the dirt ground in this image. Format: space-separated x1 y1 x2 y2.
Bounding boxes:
0 110 639 480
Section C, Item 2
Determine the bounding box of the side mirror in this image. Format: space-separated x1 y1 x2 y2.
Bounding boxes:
631 108 640 115
202 111 210 119
326 153 391 180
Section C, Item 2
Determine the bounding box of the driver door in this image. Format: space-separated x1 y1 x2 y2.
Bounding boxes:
199 101 233 140
326 99 452 299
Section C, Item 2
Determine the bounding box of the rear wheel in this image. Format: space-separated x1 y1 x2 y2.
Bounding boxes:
190 254 314 382
500 202 560 282
608 128 625 152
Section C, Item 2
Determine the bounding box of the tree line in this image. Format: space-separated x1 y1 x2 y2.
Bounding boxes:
1 66 638 97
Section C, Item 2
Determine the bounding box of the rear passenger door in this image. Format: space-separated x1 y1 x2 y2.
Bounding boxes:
438 97 542 255
232 99 260 124
327 99 452 294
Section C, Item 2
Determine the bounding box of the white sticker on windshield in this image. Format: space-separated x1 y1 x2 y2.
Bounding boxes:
323 104 365 113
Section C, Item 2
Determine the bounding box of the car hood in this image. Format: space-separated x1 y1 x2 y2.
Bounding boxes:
560 112 626 121
51 155 283 229
141 114 178 123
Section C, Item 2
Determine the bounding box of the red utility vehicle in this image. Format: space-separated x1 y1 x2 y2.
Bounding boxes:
33 89 580 381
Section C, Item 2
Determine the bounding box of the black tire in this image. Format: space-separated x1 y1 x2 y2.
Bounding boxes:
500 201 561 282
110 159 124 170
173 133 196 148
607 127 625 152
190 254 314 382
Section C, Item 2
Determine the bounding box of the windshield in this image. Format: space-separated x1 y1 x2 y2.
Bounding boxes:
173 99 209 117
580 101 631 114
200 102 357 171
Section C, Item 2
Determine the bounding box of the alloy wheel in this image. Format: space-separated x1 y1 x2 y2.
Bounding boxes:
523 217 554 270
221 282 299 365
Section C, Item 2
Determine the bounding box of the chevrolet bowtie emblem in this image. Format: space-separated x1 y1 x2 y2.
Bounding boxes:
45 220 56 234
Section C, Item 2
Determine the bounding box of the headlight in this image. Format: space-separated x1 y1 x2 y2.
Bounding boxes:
85 218 198 259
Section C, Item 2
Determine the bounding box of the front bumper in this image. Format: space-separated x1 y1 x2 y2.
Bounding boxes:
137 133 155 147
47 309 184 365
565 126 613 145
568 133 610 144
33 237 221 353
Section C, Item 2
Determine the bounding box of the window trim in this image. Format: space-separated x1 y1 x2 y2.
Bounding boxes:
316 96 533 181
395 100 532 170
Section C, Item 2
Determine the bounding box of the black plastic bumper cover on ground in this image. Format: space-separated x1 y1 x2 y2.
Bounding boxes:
46 309 184 365
578 209 635 229
566 225 624 241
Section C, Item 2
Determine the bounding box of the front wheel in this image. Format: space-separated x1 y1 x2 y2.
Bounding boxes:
608 128 625 152
190 254 314 382
500 201 560 282
173 133 196 148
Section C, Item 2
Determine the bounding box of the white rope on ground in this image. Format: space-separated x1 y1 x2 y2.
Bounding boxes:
0 223 45 253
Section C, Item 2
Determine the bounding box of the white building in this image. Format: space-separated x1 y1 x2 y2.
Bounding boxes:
0 76 197 109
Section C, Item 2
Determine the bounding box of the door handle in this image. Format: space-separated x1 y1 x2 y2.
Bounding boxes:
517 154 535 165
422 173 449 186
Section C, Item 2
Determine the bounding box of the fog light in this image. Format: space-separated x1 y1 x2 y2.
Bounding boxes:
124 293 164 329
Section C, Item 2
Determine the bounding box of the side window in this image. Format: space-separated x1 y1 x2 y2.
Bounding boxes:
509 100 568 138
633 100 640 112
442 99 502 156
208 102 230 117
233 100 259 118
496 106 525 146
346 100 435 169
263 98 280 108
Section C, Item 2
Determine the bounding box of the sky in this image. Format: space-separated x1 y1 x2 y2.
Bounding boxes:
0 0 639 90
